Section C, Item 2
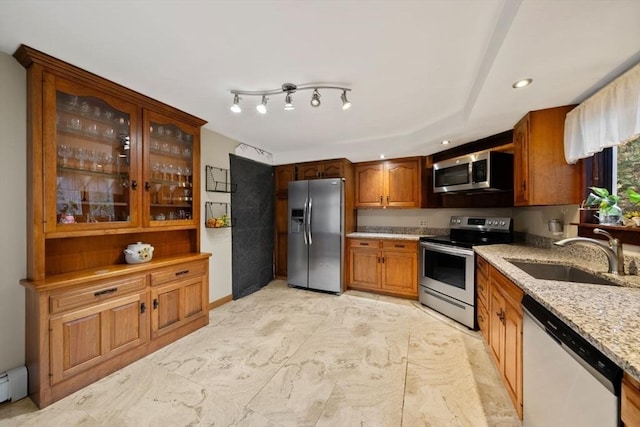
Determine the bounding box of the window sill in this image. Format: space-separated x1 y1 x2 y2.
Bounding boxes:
574 223 640 246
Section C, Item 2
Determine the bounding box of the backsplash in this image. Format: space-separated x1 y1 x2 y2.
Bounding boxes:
357 226 449 236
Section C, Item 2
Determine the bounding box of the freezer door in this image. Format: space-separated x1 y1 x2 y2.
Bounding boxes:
288 181 309 288
308 179 343 293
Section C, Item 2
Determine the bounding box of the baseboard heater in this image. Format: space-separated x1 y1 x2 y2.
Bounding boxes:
0 366 28 403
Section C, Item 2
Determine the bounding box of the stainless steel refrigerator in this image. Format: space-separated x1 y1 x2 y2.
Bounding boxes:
288 178 344 294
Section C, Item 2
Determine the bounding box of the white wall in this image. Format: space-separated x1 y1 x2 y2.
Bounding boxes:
0 52 27 373
200 129 239 302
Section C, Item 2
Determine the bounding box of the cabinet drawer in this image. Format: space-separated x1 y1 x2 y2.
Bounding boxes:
476 255 489 277
150 261 207 286
349 239 381 249
490 266 523 312
382 240 417 251
50 275 146 314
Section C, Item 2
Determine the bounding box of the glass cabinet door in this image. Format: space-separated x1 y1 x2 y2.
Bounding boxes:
144 110 199 226
44 75 140 233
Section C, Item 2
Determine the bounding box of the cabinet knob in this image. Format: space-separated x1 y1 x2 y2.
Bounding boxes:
131 180 137 190
153 298 159 309
144 181 151 191
379 196 383 204
140 302 146 314
387 195 390 203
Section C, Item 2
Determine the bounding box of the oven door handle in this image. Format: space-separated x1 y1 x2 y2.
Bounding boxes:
421 242 474 258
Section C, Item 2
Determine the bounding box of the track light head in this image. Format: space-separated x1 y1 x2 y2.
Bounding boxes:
230 94 241 113
310 89 321 107
284 93 295 111
341 91 351 110
256 96 268 114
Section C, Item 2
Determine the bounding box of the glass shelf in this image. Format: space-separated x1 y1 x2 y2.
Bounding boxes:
205 165 236 193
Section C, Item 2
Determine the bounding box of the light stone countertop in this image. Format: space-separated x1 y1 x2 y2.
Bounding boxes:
346 232 427 241
474 244 640 382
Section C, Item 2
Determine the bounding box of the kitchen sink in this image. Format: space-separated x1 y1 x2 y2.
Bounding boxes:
509 261 620 286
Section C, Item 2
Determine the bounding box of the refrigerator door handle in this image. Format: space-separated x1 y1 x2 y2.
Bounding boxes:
302 197 309 245
307 197 313 245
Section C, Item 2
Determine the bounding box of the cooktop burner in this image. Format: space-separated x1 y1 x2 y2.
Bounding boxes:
420 216 513 248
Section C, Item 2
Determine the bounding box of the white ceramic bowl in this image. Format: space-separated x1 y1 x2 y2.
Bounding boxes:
123 242 154 264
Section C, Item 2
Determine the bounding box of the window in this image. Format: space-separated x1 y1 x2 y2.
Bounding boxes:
614 136 640 213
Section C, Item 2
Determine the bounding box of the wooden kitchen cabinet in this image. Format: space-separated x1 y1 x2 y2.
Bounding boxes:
274 164 296 278
296 158 346 180
488 264 524 419
275 164 296 196
347 238 418 298
354 157 423 208
16 45 210 408
475 255 490 341
513 106 582 206
150 262 208 339
622 373 640 426
49 282 148 384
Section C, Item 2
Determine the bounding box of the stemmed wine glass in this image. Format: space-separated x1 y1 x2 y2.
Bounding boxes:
74 148 89 170
152 162 160 179
57 144 72 166
184 167 191 185
79 175 92 201
168 183 177 204
154 183 163 204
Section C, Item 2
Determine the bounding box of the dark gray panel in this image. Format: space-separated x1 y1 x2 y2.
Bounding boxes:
230 155 274 299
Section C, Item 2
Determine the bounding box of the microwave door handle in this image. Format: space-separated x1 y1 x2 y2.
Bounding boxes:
423 243 473 257
302 197 309 245
307 197 313 245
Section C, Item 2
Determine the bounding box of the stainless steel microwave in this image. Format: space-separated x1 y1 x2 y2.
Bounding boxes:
433 150 513 193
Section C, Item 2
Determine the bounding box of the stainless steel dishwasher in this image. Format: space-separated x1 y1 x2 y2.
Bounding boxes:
522 295 623 426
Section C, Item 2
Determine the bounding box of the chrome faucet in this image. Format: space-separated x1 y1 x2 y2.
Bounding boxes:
554 228 625 275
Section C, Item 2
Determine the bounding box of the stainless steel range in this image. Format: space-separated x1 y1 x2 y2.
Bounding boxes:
419 216 513 328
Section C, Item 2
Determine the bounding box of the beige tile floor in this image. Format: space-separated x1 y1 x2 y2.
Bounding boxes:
0 281 521 426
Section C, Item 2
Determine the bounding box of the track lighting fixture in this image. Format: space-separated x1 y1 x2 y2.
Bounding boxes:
229 83 351 113
341 90 351 110
284 93 295 111
256 96 268 114
230 94 241 113
310 89 321 107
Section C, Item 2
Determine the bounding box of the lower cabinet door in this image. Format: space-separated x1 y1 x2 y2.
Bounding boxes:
349 248 381 289
488 285 505 367
151 276 207 339
381 250 417 296
49 291 148 384
503 302 523 415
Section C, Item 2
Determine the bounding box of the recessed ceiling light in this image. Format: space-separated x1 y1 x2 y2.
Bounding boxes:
512 78 533 89
380 154 385 159
441 140 451 145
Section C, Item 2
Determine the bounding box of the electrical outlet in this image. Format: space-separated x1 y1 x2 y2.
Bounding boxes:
418 219 428 227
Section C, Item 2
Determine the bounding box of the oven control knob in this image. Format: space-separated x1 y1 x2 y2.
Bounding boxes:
500 221 506 226
488 220 494 226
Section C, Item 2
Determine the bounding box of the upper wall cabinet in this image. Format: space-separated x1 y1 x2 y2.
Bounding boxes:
513 106 583 206
275 164 296 196
355 157 423 208
296 159 348 180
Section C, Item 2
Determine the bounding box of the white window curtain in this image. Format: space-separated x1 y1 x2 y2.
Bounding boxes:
564 62 640 164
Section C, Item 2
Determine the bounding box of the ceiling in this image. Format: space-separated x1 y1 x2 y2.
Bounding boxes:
1 0 639 164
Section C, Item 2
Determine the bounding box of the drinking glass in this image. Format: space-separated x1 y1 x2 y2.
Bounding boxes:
80 175 92 201
184 167 191 184
57 144 72 166
154 183 163 204
152 162 160 179
168 183 177 204
74 148 88 169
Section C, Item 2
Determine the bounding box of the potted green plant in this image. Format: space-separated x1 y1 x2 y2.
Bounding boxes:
585 187 622 225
